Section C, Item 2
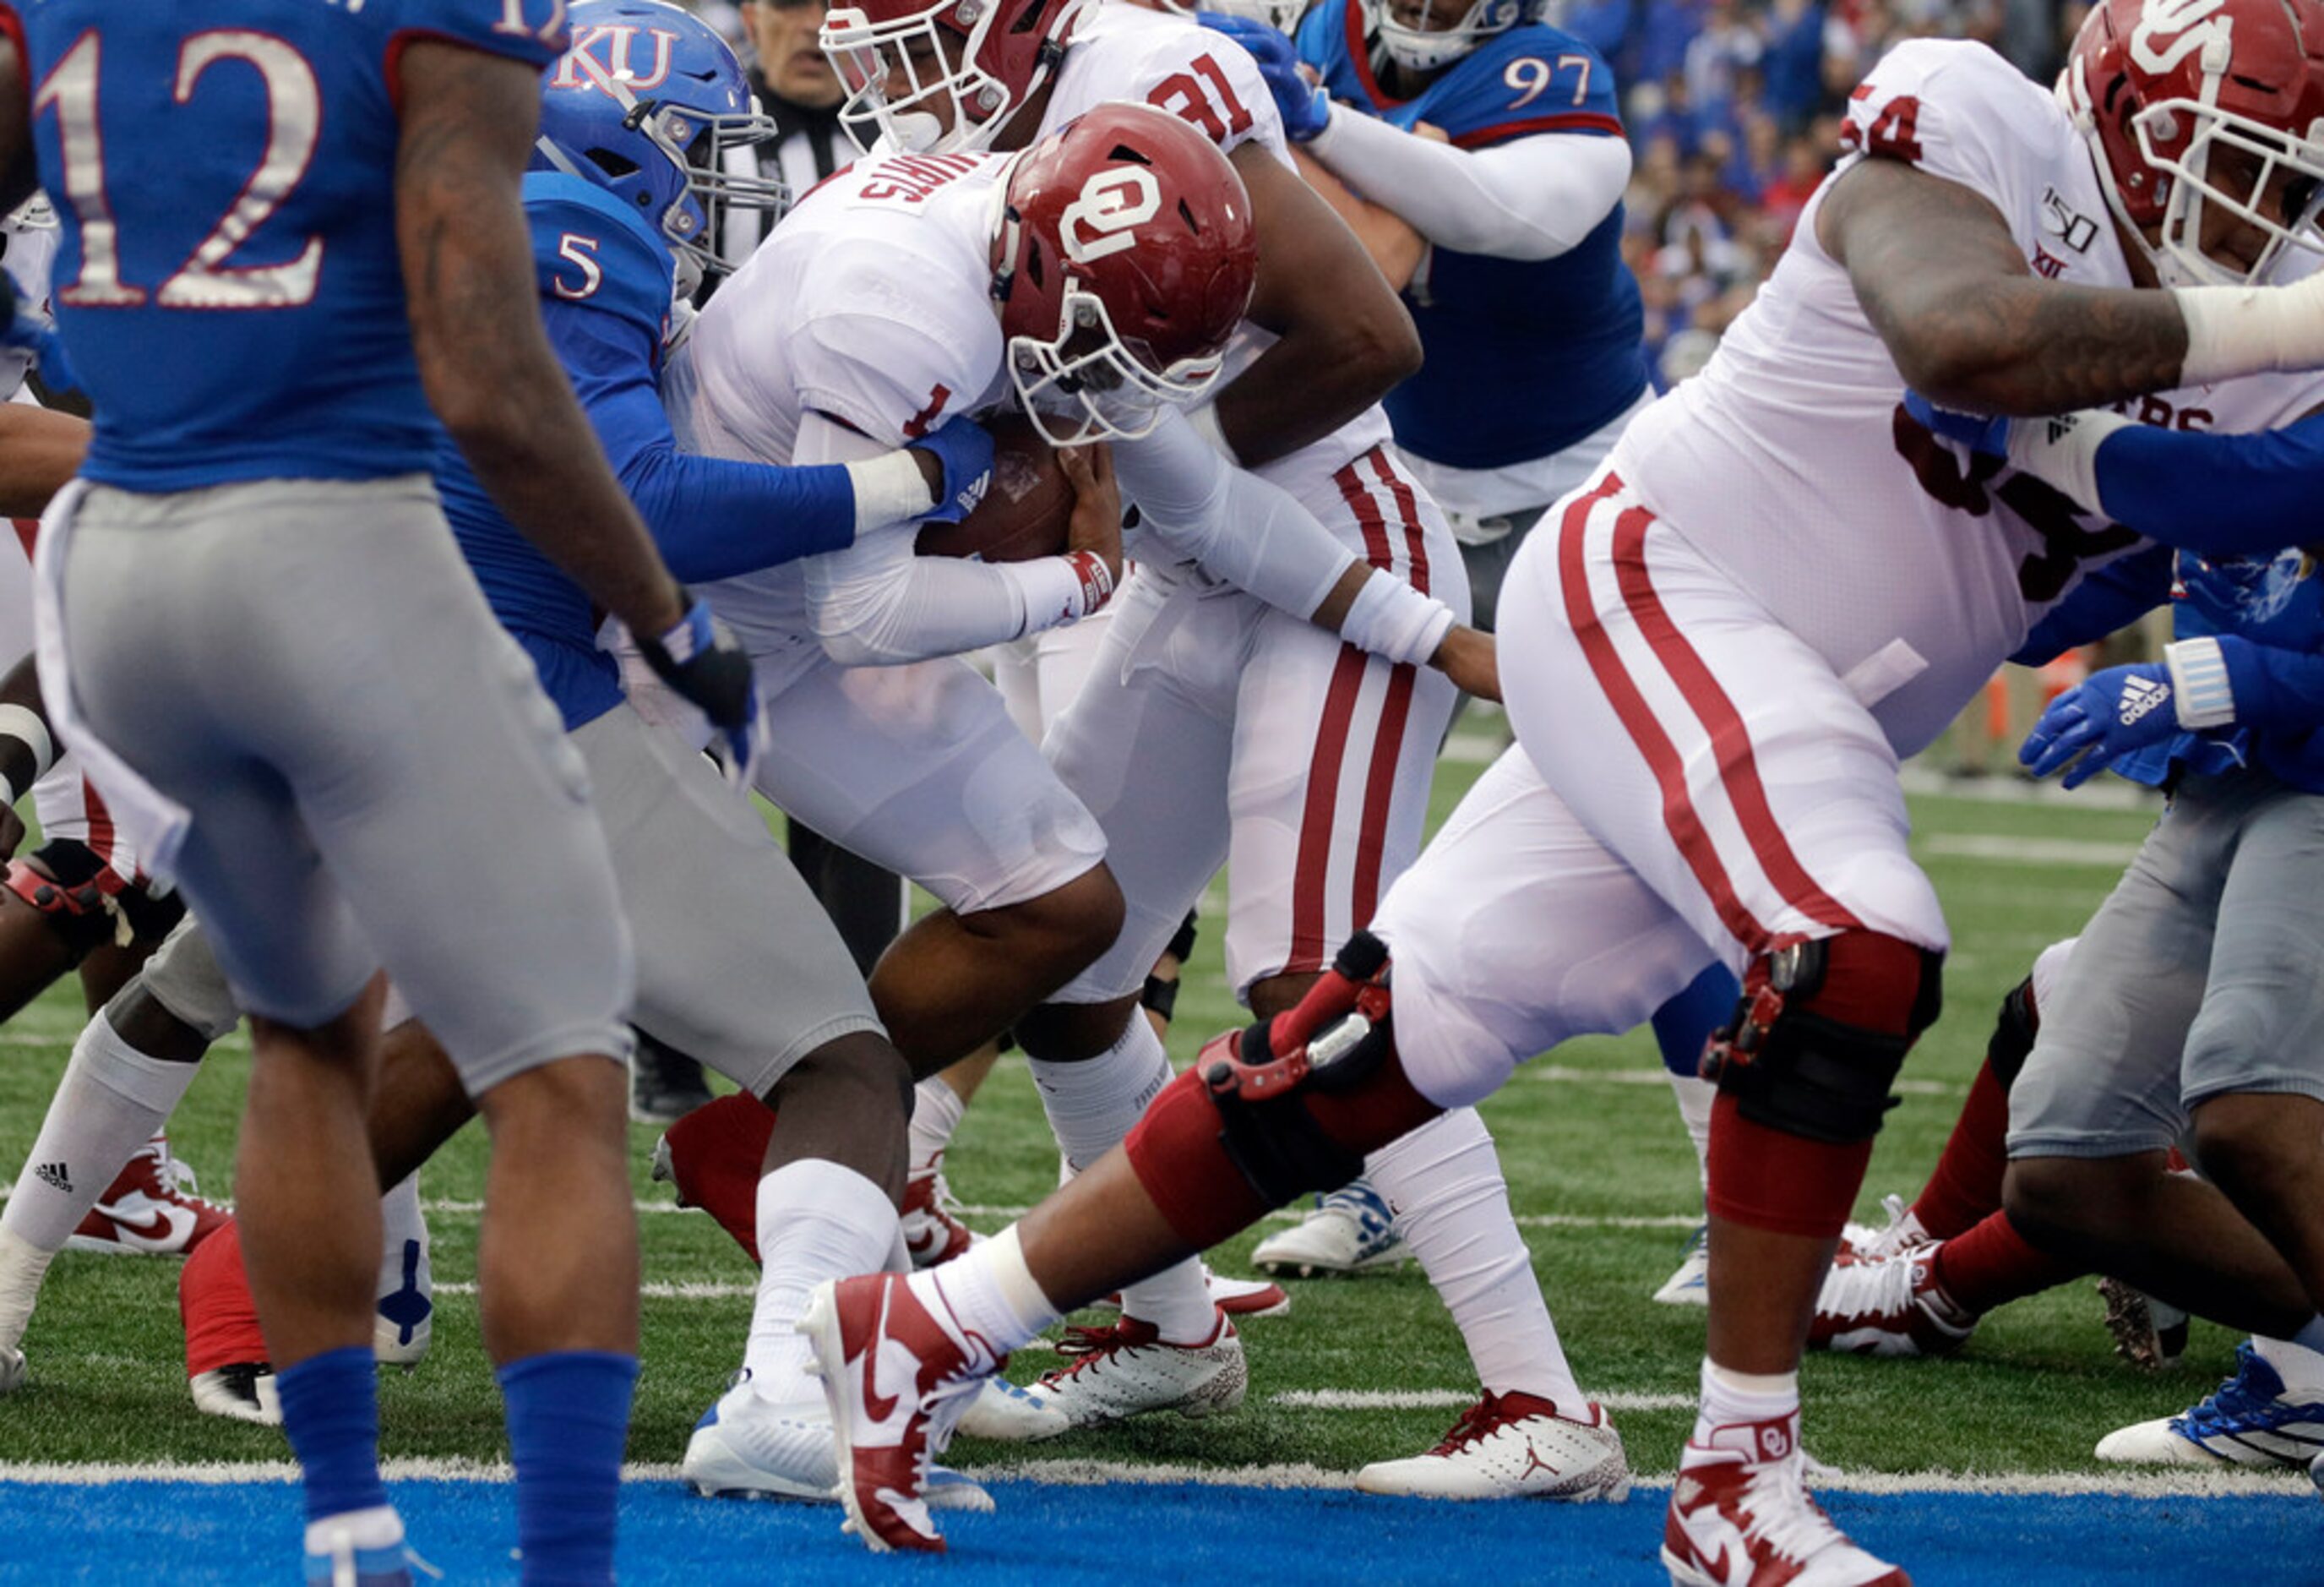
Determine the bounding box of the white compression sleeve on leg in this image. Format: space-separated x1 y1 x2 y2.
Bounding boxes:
0 1010 203 1252
1364 1109 1583 1408
1027 1017 1216 1344
747 1159 900 1402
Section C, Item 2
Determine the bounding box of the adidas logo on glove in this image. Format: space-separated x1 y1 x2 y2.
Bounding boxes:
2116 675 2170 727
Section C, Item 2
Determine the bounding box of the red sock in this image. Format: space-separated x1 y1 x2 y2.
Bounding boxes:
181 1218 267 1378
1929 1211 2081 1315
662 1093 777 1262
1911 1059 2011 1239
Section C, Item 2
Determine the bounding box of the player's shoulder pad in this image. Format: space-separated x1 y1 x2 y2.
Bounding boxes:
391 0 571 72
523 171 673 336
1439 25 1622 145
1839 39 2062 196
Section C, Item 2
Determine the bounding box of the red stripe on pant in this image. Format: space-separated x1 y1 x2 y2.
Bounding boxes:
1605 513 1862 935
1555 475 1768 946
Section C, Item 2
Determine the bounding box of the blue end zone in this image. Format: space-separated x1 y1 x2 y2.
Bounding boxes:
2 1478 2312 1584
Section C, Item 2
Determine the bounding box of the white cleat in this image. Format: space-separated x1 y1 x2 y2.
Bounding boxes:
190 1362 280 1425
1249 1182 1407 1278
1025 1312 1246 1428
2097 1277 2188 1372
2095 1341 2324 1468
1652 1224 1709 1307
0 1342 24 1395
1663 1410 1909 1586
373 1236 432 1372
1837 1194 1933 1268
1355 1392 1630 1502
953 1375 1070 1443
685 1372 997 1508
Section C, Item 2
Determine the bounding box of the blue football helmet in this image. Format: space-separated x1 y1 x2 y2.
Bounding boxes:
535 0 786 283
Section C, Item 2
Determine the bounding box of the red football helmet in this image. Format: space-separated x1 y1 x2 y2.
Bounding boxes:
2063 0 2324 285
821 0 1095 155
992 103 1260 444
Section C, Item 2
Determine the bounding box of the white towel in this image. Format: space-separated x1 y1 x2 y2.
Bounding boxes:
29 478 191 886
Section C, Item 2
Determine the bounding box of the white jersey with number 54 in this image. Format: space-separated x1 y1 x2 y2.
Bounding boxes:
1608 38 2324 755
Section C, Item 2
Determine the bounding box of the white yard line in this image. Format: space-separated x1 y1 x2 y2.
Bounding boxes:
1919 833 2142 867
1269 1389 1693 1413
0 1456 2301 1500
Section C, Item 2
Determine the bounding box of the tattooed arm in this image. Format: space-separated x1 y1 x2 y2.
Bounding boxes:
393 41 685 639
1817 157 2191 416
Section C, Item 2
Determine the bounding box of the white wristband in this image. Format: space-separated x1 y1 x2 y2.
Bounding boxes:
0 703 55 788
2165 635 2237 729
2174 271 2324 386
2002 408 2128 514
844 450 938 536
1336 568 1456 667
1004 550 1116 635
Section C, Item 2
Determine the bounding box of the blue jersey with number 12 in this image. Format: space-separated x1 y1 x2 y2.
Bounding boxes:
0 0 569 492
1296 0 1647 471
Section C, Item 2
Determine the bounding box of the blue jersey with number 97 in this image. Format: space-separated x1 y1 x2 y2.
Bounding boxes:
1296 0 1647 471
0 0 569 491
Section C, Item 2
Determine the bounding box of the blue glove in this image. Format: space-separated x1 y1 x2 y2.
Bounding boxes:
636 593 767 792
1902 390 2009 458
2019 662 2180 788
0 270 73 395
1198 12 1331 142
909 415 996 524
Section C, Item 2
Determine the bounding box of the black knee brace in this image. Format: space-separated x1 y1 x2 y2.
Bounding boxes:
3 839 183 954
1198 931 1392 1205
1984 974 2039 1093
1702 936 1943 1145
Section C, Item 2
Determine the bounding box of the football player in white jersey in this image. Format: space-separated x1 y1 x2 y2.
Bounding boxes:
797 0 2324 1573
814 0 1608 1458
652 95 1488 1472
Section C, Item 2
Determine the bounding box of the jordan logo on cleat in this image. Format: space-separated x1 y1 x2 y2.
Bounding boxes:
33 1162 69 1194
1517 1442 1563 1481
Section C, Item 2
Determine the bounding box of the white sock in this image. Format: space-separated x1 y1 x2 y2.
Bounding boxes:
747 1159 898 1402
1668 1072 1717 1195
1 1010 203 1252
1367 1108 1583 1411
373 1175 430 1342
2255 1331 2324 1392
1027 1017 1213 1344
1694 1356 1799 1445
913 1224 1060 1358
0 1229 55 1354
907 1076 967 1170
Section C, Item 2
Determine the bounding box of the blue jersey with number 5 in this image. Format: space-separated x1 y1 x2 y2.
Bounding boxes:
1296 0 1647 470
0 0 569 491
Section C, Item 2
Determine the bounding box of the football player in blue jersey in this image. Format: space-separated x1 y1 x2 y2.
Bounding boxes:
1206 0 1746 1407
0 1 765 1581
0 0 1028 1503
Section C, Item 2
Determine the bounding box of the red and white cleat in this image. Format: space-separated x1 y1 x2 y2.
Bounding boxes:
901 1155 978 1269
1663 1412 1910 1586
1809 1248 1975 1358
1355 1391 1630 1501
67 1135 228 1256
800 1273 1000 1555
1835 1195 1933 1268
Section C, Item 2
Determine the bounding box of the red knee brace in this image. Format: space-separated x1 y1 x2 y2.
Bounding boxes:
661 1093 777 1262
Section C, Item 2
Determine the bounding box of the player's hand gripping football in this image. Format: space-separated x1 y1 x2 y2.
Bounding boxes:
1199 14 1331 142
638 594 769 791
2019 662 2180 788
1059 441 1125 591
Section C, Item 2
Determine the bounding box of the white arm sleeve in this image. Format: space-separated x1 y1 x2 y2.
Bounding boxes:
1303 116 1631 261
1114 409 1359 621
798 410 1059 666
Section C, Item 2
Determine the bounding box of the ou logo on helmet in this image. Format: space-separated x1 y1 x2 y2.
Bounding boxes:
2130 0 2232 75
1059 168 1162 264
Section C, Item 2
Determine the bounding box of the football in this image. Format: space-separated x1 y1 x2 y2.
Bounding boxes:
915 410 1076 564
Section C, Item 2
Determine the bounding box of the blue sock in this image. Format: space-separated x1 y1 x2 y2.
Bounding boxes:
1652 962 1743 1077
275 1346 388 1524
498 1350 639 1585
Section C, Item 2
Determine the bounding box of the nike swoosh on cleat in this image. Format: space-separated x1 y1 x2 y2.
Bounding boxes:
90 1203 193 1249
863 1287 901 1423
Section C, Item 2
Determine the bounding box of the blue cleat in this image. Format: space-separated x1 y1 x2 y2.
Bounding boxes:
2095 1339 2324 1467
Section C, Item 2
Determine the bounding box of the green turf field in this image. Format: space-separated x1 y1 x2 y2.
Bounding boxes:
0 743 2247 1483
